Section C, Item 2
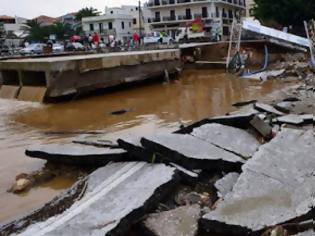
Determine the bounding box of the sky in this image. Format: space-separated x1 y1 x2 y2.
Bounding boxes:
0 0 140 19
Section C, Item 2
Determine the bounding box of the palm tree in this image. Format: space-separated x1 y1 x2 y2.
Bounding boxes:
75 7 100 21
22 19 45 42
51 22 74 40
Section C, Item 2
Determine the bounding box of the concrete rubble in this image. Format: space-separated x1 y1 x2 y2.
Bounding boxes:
25 143 128 166
200 128 315 235
142 204 201 236
293 230 315 236
141 133 245 171
214 173 240 199
254 103 285 116
191 123 260 159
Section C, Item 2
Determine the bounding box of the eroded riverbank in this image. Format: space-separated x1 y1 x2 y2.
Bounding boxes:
0 69 292 223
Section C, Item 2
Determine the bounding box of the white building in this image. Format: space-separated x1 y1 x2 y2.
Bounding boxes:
82 5 152 43
146 0 246 39
0 15 28 46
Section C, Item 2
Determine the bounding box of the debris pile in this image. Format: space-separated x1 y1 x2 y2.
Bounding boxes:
2 66 315 236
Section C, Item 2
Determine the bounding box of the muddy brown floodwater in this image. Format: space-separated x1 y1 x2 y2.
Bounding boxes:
0 69 292 224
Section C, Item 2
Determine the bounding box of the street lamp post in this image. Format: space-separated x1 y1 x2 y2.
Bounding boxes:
139 0 142 43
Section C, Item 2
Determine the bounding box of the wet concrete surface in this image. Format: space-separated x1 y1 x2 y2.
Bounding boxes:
0 69 291 223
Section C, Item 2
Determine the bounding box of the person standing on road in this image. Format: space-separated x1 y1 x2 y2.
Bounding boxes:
132 32 140 46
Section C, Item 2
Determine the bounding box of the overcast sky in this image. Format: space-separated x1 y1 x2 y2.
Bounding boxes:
0 0 140 19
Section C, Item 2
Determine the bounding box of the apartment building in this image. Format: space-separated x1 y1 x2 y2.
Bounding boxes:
82 5 152 43
0 15 28 46
147 0 246 39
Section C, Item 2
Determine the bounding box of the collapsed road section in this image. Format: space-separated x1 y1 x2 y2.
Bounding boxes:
5 162 178 236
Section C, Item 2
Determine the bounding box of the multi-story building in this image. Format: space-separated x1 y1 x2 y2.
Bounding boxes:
146 0 246 39
57 12 79 30
0 15 28 46
245 0 254 17
82 5 152 43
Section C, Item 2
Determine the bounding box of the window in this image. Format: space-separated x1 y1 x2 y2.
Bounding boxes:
129 22 132 27
133 18 137 25
108 22 113 29
121 21 125 29
216 7 219 17
186 8 191 19
99 23 103 33
89 24 94 31
170 10 175 20
136 7 138 11
228 10 233 19
202 7 208 18
110 11 113 14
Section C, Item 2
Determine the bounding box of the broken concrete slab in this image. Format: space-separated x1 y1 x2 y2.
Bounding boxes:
254 103 284 116
276 114 304 125
274 101 295 113
214 173 240 199
293 230 315 236
176 112 256 134
15 162 178 236
143 204 201 236
249 116 273 139
191 123 260 159
169 163 200 184
25 143 128 166
200 129 315 235
117 136 151 161
276 114 314 125
117 136 201 184
141 133 245 172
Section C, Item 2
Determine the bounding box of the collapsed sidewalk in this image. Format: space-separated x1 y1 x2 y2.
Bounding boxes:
1 68 315 236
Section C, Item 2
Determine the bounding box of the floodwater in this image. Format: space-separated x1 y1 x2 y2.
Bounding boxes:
0 69 290 223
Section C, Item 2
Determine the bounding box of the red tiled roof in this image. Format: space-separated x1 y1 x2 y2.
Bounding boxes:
0 15 14 20
34 15 57 24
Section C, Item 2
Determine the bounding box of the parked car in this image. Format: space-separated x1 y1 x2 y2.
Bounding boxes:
20 43 45 55
66 42 84 51
143 32 173 45
0 45 10 56
53 43 64 53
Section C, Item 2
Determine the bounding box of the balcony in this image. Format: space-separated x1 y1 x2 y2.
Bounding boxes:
152 17 161 22
177 15 192 20
162 16 177 21
147 0 245 8
147 0 208 8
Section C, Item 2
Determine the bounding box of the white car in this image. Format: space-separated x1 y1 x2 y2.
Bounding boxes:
66 42 84 51
143 32 173 45
53 43 64 53
20 43 45 55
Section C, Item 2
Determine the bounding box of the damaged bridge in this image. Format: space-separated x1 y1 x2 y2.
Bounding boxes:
0 49 180 102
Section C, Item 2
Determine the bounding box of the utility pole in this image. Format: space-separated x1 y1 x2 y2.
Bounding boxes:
138 0 142 43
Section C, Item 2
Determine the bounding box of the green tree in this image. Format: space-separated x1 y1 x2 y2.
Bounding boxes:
75 7 100 21
23 20 75 41
22 19 47 41
50 23 74 40
253 0 315 31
